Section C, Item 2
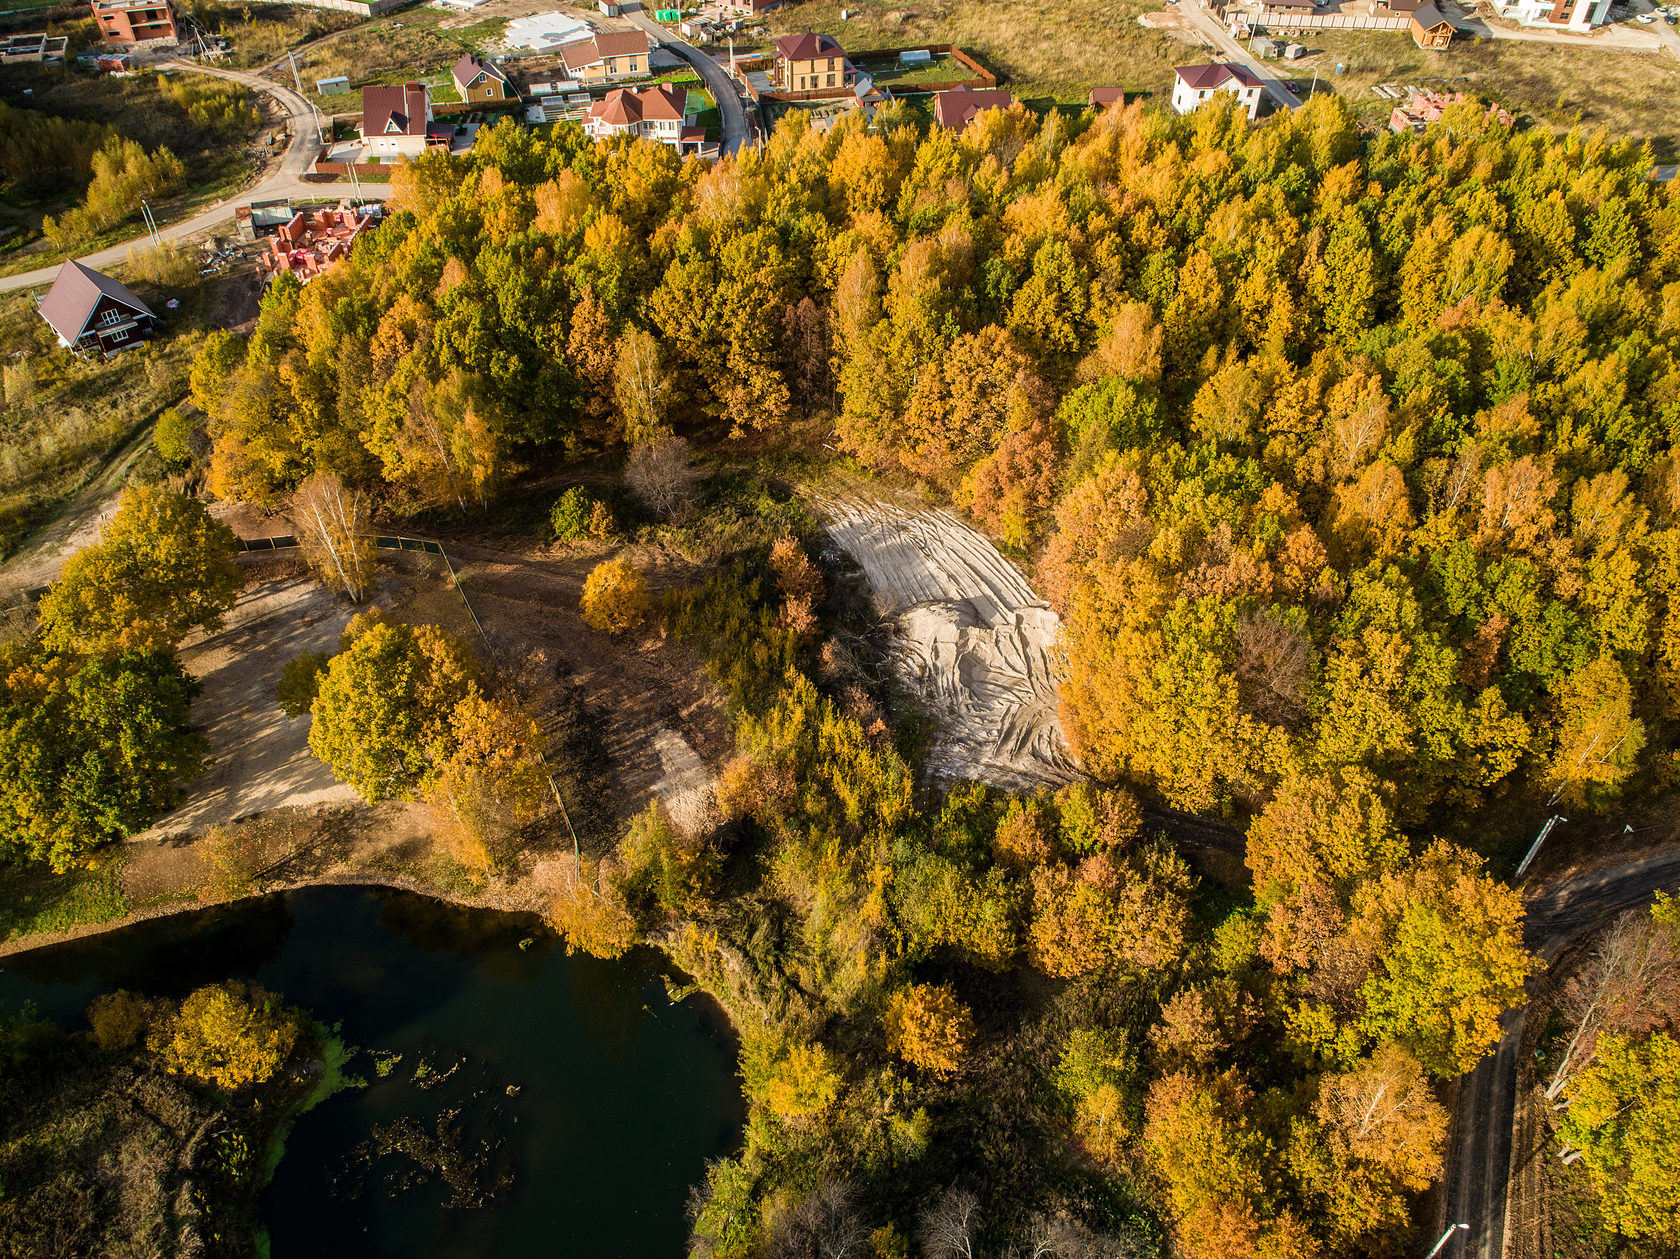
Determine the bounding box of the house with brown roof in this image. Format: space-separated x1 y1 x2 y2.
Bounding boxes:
582 84 705 152
359 82 445 158
772 32 853 92
932 86 1014 131
452 53 516 103
1410 3 1455 47
559 30 650 83
1088 86 1126 110
37 260 157 356
1171 63 1262 120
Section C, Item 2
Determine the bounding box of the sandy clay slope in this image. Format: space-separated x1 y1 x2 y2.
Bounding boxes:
812 491 1080 790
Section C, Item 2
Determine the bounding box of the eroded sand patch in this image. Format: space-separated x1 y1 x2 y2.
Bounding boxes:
812 492 1079 789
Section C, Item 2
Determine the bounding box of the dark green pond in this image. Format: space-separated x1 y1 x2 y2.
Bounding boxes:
0 886 746 1256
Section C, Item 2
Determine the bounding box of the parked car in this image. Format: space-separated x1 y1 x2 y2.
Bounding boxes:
1637 12 1656 21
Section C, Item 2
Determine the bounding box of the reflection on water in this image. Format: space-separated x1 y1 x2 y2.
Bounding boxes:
0 886 745 1257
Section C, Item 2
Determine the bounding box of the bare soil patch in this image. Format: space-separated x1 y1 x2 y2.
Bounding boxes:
810 486 1079 790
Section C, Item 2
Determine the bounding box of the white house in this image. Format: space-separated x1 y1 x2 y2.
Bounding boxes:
1171 62 1263 121
582 84 706 153
1491 0 1611 28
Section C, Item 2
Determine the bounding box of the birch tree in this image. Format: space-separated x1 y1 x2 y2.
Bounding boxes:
292 472 374 603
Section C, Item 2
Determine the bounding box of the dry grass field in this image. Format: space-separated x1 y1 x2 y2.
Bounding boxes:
1280 32 1680 157
269 6 510 93
761 0 1197 103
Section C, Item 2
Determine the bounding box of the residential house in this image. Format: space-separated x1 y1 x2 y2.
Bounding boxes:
583 84 705 152
1254 0 1317 22
772 31 853 92
1 32 69 62
1087 86 1126 109
359 82 448 158
559 30 651 83
716 0 787 14
1409 4 1455 47
451 53 516 102
933 86 1015 131
1374 0 1425 11
37 261 157 356
1491 0 1611 28
91 0 178 45
1171 63 1263 120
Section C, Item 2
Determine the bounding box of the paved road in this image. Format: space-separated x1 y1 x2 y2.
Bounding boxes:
0 60 386 295
1180 0 1303 111
621 1 752 154
1442 849 1680 1259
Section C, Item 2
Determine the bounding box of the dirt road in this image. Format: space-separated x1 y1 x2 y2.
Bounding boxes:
1442 849 1680 1259
0 60 387 296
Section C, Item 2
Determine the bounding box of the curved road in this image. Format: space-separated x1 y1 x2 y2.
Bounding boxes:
0 60 387 295
1443 849 1680 1259
621 1 752 155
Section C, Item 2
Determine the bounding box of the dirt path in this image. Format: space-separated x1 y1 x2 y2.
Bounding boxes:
141 569 357 838
810 486 1079 790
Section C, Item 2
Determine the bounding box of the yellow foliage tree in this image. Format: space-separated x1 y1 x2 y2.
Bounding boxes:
580 557 649 634
151 981 300 1090
884 981 973 1075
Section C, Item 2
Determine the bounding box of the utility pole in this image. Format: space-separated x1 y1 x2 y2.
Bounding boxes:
1514 814 1568 881
288 49 305 98
1425 1224 1467 1259
139 199 161 247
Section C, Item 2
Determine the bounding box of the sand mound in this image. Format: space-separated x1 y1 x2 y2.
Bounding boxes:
813 492 1079 789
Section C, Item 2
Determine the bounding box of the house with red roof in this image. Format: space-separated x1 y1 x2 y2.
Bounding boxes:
772 31 853 92
36 260 156 356
582 84 705 152
932 86 1014 131
1170 63 1262 120
559 30 651 83
359 82 450 158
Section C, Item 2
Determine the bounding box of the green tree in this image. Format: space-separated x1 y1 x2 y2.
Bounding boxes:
307 621 476 801
1558 1031 1680 1244
0 645 205 870
37 486 243 655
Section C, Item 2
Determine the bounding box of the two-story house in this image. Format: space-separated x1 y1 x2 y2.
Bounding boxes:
559 30 651 83
583 84 705 153
1170 63 1263 121
359 82 445 158
37 261 157 356
91 0 177 46
772 31 854 92
451 53 517 103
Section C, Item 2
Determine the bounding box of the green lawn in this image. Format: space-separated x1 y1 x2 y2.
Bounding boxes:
0 858 129 944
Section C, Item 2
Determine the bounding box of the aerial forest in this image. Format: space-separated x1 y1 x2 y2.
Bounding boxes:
165 90 1680 1257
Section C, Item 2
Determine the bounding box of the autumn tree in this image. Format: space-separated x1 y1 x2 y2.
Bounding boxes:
307 619 477 801
151 981 301 1090
613 326 673 443
625 435 699 520
38 486 243 655
884 982 974 1075
291 472 374 603
580 557 649 635
1545 656 1646 810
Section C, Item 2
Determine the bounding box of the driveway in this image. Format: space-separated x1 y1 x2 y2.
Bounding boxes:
1441 848 1680 1259
1179 0 1303 111
0 60 389 295
620 1 751 154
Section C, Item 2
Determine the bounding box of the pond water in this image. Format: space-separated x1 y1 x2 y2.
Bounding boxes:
0 885 746 1257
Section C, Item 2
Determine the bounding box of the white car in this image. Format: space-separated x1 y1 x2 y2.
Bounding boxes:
1637 11 1655 20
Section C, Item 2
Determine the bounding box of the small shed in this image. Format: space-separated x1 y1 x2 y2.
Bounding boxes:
1410 3 1454 47
1087 86 1126 108
1283 41 1305 57
598 0 620 14
315 74 350 94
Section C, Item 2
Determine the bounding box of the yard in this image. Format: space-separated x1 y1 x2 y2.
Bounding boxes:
266 5 511 94
1288 30 1680 157
760 0 1194 103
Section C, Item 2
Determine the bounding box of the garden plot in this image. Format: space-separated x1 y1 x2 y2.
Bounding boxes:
812 491 1080 790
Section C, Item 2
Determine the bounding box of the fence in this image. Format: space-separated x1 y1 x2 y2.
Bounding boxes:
1248 11 1410 28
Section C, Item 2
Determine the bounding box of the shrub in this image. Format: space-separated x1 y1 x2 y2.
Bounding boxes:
551 487 597 542
580 557 648 634
86 990 164 1053
151 981 300 1090
277 649 331 717
741 1029 842 1118
153 407 195 467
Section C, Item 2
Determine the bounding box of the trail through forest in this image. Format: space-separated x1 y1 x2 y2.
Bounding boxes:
812 488 1079 790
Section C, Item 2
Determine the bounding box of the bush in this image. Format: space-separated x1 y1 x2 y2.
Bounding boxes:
151 981 301 1090
580 557 648 634
277 649 331 717
86 990 164 1053
884 982 974 1075
551 487 596 542
153 407 195 467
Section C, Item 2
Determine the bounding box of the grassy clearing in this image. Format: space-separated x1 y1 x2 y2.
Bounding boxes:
761 0 1190 104
272 5 508 92
0 857 129 943
1291 31 1680 158
191 0 364 70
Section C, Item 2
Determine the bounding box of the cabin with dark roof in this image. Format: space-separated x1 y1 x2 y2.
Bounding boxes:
1410 3 1455 46
36 260 157 356
452 53 516 102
